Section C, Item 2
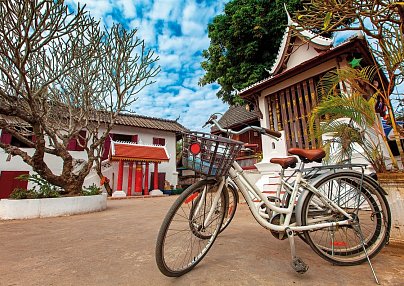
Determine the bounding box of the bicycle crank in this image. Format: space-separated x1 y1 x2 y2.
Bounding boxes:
286 228 309 274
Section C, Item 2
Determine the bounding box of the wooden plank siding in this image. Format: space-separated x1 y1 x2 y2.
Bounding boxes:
291 86 303 148
285 88 296 147
266 76 324 150
279 91 291 146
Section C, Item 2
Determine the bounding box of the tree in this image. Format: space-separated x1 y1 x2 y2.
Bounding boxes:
199 0 302 105
297 0 404 168
310 66 390 172
0 0 160 195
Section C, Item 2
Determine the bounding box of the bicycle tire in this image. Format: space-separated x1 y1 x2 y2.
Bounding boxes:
219 183 238 233
155 179 226 277
301 171 390 266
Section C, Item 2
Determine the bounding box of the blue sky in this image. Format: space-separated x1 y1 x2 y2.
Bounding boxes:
66 0 229 131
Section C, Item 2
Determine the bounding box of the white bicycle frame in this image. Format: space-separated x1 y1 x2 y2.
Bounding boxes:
198 160 354 233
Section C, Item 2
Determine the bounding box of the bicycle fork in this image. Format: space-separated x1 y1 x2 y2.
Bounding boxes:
193 179 225 229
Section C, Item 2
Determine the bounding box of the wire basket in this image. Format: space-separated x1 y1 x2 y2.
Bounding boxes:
182 132 243 178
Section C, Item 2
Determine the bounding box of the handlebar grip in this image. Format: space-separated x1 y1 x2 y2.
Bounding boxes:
263 128 282 138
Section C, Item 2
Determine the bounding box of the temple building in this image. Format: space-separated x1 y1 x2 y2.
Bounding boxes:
237 9 391 170
0 113 186 198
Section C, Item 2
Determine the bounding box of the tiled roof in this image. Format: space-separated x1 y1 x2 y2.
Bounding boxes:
110 141 169 162
114 113 187 133
0 111 187 133
211 105 259 133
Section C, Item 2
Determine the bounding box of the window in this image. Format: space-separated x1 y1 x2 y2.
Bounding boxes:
153 137 165 146
113 134 136 143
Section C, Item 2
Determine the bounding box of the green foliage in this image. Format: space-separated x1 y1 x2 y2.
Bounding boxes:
10 176 101 199
310 67 388 172
16 174 62 198
9 188 37 199
200 0 302 105
81 184 102 196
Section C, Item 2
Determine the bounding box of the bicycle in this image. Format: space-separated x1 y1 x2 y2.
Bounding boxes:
155 114 391 283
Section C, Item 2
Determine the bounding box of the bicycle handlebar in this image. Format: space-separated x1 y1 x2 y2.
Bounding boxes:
204 113 281 140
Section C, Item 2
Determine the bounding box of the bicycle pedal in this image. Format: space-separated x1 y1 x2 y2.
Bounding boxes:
291 257 309 274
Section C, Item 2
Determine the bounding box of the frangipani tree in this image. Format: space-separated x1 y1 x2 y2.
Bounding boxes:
298 0 404 169
0 0 160 195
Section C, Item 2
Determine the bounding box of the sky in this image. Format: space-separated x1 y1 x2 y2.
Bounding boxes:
66 0 230 131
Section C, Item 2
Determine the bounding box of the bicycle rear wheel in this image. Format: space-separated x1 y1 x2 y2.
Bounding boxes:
155 179 226 277
301 172 390 266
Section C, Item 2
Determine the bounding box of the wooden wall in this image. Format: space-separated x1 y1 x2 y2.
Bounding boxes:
267 76 322 150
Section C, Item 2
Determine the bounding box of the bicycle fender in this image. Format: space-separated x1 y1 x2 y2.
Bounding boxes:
226 179 239 203
226 178 238 192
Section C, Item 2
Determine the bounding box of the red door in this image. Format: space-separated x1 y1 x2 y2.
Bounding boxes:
0 171 29 199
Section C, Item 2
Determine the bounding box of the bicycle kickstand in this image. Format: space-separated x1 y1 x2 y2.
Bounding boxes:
352 223 380 285
286 228 309 274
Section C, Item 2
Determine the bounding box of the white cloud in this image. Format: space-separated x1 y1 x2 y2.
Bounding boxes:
115 0 137 19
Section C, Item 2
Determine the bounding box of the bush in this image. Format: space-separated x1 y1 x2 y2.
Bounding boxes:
10 188 36 199
9 187 61 199
12 174 102 199
81 184 101 196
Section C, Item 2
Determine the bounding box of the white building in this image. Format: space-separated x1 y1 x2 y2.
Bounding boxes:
0 113 186 198
237 10 396 173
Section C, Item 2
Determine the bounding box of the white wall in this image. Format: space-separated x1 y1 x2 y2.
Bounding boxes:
287 41 317 70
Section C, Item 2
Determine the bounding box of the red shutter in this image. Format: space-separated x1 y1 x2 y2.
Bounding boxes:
67 138 77 150
132 134 138 143
102 134 113 160
31 135 37 143
0 130 12 144
67 130 86 151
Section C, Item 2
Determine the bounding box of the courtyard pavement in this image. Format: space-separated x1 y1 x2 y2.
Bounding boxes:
0 196 403 286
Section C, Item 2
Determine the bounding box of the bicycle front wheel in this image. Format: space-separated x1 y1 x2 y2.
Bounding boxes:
155 179 226 277
301 172 390 266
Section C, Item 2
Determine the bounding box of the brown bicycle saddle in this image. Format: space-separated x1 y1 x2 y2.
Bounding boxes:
288 148 326 163
270 157 298 169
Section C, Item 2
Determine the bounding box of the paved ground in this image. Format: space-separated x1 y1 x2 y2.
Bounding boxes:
0 196 403 286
